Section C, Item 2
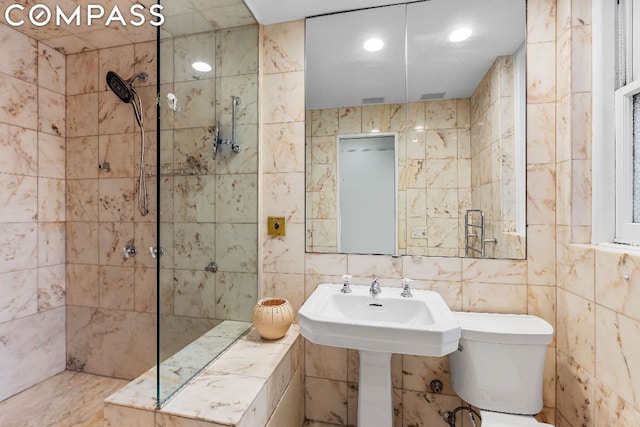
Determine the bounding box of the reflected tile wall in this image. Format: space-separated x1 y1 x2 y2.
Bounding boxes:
0 22 66 401
469 55 520 259
306 99 472 256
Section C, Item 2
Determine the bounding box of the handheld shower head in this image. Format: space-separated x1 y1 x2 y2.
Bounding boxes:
106 71 148 104
104 69 150 216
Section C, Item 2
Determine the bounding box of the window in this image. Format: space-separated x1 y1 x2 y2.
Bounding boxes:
614 0 640 245
594 0 640 245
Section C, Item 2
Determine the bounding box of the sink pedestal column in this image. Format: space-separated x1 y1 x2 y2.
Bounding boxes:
358 350 392 427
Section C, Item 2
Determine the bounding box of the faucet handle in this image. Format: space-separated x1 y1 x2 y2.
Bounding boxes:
341 275 352 293
370 277 382 296
400 278 413 298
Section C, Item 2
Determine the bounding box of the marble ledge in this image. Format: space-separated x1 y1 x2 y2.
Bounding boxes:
104 325 301 427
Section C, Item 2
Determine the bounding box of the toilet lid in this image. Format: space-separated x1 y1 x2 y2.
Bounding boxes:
480 411 554 427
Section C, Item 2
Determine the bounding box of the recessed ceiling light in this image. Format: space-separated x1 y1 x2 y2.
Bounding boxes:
363 38 384 52
449 27 472 43
192 61 212 72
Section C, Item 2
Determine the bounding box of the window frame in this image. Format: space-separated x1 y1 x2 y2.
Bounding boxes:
593 0 640 246
614 79 640 244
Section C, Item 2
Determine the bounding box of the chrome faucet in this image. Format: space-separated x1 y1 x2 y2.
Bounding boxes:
400 278 413 298
340 274 352 293
369 278 382 297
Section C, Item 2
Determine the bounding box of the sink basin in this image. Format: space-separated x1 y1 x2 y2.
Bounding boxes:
299 282 461 427
298 283 460 357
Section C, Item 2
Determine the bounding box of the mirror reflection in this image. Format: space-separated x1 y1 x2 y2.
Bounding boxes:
305 0 527 259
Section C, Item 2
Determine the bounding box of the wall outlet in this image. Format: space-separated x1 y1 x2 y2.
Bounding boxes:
410 226 427 239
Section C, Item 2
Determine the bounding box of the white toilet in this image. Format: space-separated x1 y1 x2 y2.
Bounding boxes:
448 312 554 427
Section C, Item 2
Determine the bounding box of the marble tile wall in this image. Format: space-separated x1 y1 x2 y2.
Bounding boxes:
159 24 259 328
0 22 66 401
260 11 557 425
66 24 259 382
104 326 304 427
65 39 160 380
306 100 472 257
553 0 640 426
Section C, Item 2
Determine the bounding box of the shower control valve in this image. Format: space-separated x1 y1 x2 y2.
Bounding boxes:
205 261 219 273
149 246 164 258
123 243 137 259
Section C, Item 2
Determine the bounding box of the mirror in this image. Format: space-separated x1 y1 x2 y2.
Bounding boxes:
305 0 526 259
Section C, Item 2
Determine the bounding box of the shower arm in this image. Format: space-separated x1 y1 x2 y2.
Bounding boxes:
212 96 242 160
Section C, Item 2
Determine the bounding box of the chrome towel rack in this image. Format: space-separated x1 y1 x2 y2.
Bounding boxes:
464 209 497 258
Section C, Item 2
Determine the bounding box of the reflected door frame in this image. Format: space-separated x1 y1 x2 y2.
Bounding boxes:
336 132 398 255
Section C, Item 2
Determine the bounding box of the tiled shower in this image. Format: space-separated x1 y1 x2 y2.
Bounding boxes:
0 0 260 408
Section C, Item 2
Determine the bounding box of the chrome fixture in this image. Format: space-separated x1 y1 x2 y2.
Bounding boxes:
369 277 381 297
430 379 443 394
166 92 180 112
340 274 352 293
105 70 149 216
464 209 497 258
205 261 218 273
123 242 137 258
400 278 413 298
230 95 241 152
149 246 164 258
98 162 111 172
212 96 242 159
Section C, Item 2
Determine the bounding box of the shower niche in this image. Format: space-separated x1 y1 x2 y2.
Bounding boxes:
154 13 259 405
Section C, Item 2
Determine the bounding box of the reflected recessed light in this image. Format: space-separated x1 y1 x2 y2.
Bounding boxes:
449 27 472 43
363 38 384 52
192 61 212 72
371 128 380 133
414 125 424 131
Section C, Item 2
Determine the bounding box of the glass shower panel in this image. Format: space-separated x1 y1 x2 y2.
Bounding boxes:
156 0 258 406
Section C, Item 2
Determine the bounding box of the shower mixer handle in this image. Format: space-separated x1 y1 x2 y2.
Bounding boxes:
149 246 164 258
123 243 137 259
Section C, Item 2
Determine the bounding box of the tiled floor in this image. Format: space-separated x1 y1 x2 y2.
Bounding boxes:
0 370 128 427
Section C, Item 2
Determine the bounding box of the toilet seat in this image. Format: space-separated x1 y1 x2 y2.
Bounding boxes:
480 411 554 427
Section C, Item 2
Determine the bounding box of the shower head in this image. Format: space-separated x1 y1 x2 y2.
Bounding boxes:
106 71 148 103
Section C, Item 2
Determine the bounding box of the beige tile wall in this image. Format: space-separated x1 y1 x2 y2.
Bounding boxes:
0 23 66 401
65 40 158 379
260 1 640 426
260 4 557 424
554 0 640 425
65 24 260 381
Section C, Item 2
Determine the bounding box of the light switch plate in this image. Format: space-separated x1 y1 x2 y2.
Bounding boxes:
268 216 286 236
410 226 427 239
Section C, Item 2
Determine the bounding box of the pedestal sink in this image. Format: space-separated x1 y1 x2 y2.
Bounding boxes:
298 283 460 427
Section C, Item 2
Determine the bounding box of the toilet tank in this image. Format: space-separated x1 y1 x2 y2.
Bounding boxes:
448 312 554 415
